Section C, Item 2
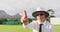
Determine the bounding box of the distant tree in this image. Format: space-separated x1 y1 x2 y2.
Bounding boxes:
47 9 55 22
48 9 55 17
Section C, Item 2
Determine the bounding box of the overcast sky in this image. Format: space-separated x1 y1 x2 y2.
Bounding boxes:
0 0 60 18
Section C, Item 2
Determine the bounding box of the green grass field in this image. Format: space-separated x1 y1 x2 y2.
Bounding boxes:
0 25 59 32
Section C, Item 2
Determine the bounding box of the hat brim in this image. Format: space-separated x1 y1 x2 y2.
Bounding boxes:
32 11 49 17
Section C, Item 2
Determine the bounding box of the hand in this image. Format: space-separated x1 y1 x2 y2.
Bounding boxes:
21 10 29 25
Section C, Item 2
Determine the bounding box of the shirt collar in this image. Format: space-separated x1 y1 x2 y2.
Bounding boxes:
37 20 47 25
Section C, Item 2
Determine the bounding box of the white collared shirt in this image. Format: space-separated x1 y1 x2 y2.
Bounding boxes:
23 20 55 32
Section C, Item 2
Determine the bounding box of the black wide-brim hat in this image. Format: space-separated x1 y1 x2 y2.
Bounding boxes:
32 11 49 17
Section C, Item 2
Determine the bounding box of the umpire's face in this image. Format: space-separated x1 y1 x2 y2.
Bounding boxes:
36 12 46 21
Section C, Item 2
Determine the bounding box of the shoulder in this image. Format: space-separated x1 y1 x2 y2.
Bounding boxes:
46 21 52 25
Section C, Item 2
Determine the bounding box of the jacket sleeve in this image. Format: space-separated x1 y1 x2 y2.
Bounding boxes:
23 21 34 29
